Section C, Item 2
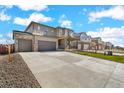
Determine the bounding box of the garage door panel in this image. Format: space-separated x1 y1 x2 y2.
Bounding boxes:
18 39 32 52
83 44 89 50
38 41 56 51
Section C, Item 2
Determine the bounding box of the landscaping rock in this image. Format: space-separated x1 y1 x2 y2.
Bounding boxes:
0 54 41 88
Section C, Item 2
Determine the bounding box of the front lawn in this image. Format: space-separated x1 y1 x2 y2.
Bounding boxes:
77 51 124 64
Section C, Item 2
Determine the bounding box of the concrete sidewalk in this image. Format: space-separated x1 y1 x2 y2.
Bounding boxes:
20 51 124 88
97 50 124 56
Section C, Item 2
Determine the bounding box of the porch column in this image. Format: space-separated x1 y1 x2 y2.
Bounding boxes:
64 38 68 50
76 40 78 49
56 39 58 50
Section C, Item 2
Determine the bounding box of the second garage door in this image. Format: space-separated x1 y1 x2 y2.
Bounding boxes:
83 44 89 50
38 41 56 51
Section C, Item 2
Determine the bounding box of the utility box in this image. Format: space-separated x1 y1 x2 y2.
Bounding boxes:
104 51 113 56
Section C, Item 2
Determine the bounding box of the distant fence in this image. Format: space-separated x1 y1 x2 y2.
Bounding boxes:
0 44 15 54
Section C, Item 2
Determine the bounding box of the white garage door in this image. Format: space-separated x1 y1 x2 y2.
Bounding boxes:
99 45 102 50
83 44 89 50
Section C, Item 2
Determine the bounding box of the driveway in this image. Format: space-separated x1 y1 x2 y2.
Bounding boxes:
20 51 124 88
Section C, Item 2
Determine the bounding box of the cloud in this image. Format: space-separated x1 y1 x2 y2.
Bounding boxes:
16 5 48 11
0 10 11 21
7 32 13 38
87 26 124 47
14 12 52 26
0 38 7 44
0 38 14 44
59 14 72 28
60 20 72 28
0 32 14 44
89 6 124 22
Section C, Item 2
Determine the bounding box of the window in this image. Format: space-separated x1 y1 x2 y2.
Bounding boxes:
51 30 54 32
44 30 47 35
59 30 63 35
38 26 40 30
62 30 65 35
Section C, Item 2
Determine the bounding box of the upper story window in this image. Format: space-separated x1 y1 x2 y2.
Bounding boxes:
51 30 54 32
44 30 47 35
38 26 40 30
59 29 63 35
62 30 65 35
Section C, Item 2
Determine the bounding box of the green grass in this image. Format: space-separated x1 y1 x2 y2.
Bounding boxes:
77 51 124 64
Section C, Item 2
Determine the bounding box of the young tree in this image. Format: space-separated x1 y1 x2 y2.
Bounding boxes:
6 38 14 62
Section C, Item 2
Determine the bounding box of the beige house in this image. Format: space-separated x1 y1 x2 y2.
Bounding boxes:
105 42 113 50
13 21 79 52
78 32 91 50
91 37 105 50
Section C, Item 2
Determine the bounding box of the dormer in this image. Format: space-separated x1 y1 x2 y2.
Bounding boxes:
80 32 91 42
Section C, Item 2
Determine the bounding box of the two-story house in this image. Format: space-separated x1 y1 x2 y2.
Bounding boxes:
56 27 80 49
13 21 59 52
105 42 113 50
78 32 92 50
91 37 105 50
13 21 79 52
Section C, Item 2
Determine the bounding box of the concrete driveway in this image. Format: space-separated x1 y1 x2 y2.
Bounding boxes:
20 51 124 88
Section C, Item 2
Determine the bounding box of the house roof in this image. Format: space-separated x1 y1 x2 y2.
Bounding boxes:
13 30 33 35
24 21 74 32
92 37 102 41
79 32 86 34
79 32 92 39
13 30 33 39
56 26 74 32
24 21 56 32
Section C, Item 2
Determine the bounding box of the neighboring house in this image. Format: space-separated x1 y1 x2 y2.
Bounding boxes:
56 27 80 49
91 37 105 50
78 32 92 50
102 41 106 50
13 21 79 52
105 42 113 50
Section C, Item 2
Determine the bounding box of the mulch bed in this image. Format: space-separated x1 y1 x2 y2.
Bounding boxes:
0 54 41 88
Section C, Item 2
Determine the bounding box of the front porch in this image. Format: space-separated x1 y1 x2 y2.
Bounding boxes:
58 36 80 50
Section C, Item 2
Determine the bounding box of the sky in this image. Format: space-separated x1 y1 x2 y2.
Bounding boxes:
0 5 124 47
